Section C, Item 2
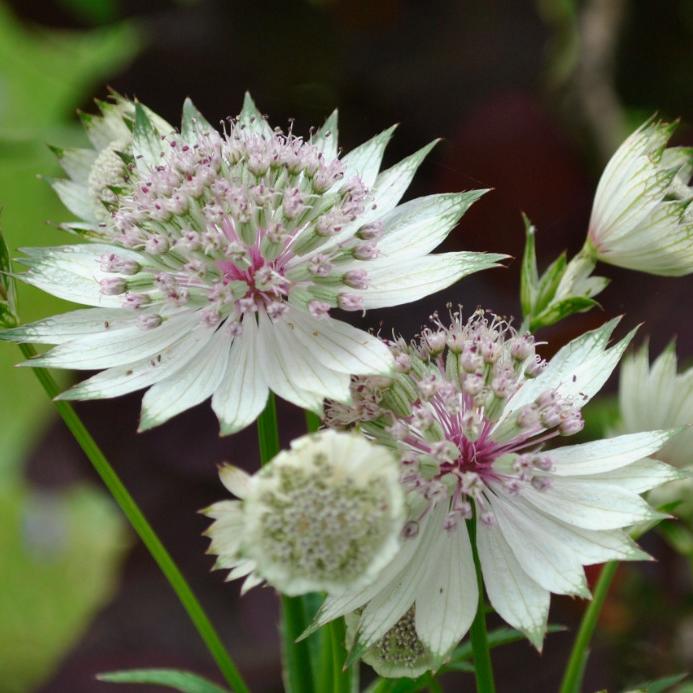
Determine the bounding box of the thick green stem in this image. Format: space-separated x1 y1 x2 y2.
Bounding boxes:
559 561 618 693
257 395 315 693
468 518 495 693
18 343 249 693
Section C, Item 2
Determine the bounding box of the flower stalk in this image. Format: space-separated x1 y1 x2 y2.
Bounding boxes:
17 342 249 693
257 395 315 693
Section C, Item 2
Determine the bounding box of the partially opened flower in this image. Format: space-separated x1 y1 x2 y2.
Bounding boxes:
203 430 405 596
1 93 504 433
586 118 693 276
617 341 693 515
314 310 678 666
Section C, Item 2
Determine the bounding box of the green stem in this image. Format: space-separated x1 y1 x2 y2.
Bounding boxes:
559 561 618 693
257 395 315 693
468 518 495 693
18 344 248 693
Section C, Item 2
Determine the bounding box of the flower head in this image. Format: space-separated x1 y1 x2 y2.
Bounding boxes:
617 341 693 515
315 310 678 664
587 118 693 276
2 93 504 433
204 430 405 596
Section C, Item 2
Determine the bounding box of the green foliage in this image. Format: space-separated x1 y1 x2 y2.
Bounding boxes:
0 229 17 327
0 483 127 693
626 672 688 692
519 214 603 331
97 669 230 693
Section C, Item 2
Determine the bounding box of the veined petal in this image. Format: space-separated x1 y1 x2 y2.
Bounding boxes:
520 477 662 530
23 311 199 370
340 125 397 188
181 97 215 139
0 308 135 345
414 520 477 656
375 191 488 262
490 494 589 597
583 457 682 494
312 109 339 162
358 504 445 647
218 464 251 499
284 308 393 376
476 519 549 650
256 311 325 411
56 320 215 400
549 430 676 476
132 103 165 170
212 315 269 435
239 92 273 138
357 140 441 225
51 146 98 184
138 325 231 431
48 179 95 222
355 252 506 310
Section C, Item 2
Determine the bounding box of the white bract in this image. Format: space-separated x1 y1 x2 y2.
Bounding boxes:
587 119 693 276
1 93 504 433
203 430 405 596
316 310 678 666
618 342 693 515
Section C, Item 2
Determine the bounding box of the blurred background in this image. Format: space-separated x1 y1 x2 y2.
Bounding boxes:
0 0 692 691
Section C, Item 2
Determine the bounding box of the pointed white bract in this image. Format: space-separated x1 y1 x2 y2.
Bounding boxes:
617 342 693 515
203 430 405 596
319 310 676 667
587 119 693 276
1 93 505 433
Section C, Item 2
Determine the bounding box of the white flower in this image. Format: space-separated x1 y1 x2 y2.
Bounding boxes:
203 430 405 596
314 310 678 664
586 118 693 276
1 93 505 434
617 342 693 515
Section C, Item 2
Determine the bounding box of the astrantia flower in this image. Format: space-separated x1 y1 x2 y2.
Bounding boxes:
313 310 678 664
1 93 504 433
617 342 693 516
586 118 693 276
203 430 405 596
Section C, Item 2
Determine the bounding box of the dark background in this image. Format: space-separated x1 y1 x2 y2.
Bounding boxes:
3 1 693 691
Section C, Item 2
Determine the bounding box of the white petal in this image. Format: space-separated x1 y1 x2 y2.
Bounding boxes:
414 521 477 655
82 101 132 150
501 494 649 564
549 430 677 476
0 308 135 345
57 321 216 400
24 311 199 370
497 318 632 433
48 179 96 222
212 316 269 435
256 312 325 411
476 518 549 650
132 104 165 169
375 191 488 262
284 308 393 376
583 457 681 494
312 109 339 161
489 494 589 597
356 252 506 310
238 92 273 138
339 125 397 188
52 146 97 184
181 97 215 139
356 140 441 225
520 477 661 530
218 464 252 499
138 325 232 430
359 504 446 646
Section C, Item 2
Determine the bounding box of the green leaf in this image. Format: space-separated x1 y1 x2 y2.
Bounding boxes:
534 251 568 315
626 672 688 693
520 213 539 318
530 295 598 331
97 669 230 693
0 228 18 328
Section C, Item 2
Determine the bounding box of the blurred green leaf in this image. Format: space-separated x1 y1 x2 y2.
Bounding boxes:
0 2 143 481
625 672 688 692
97 669 230 692
0 482 127 693
520 213 539 319
0 227 17 327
